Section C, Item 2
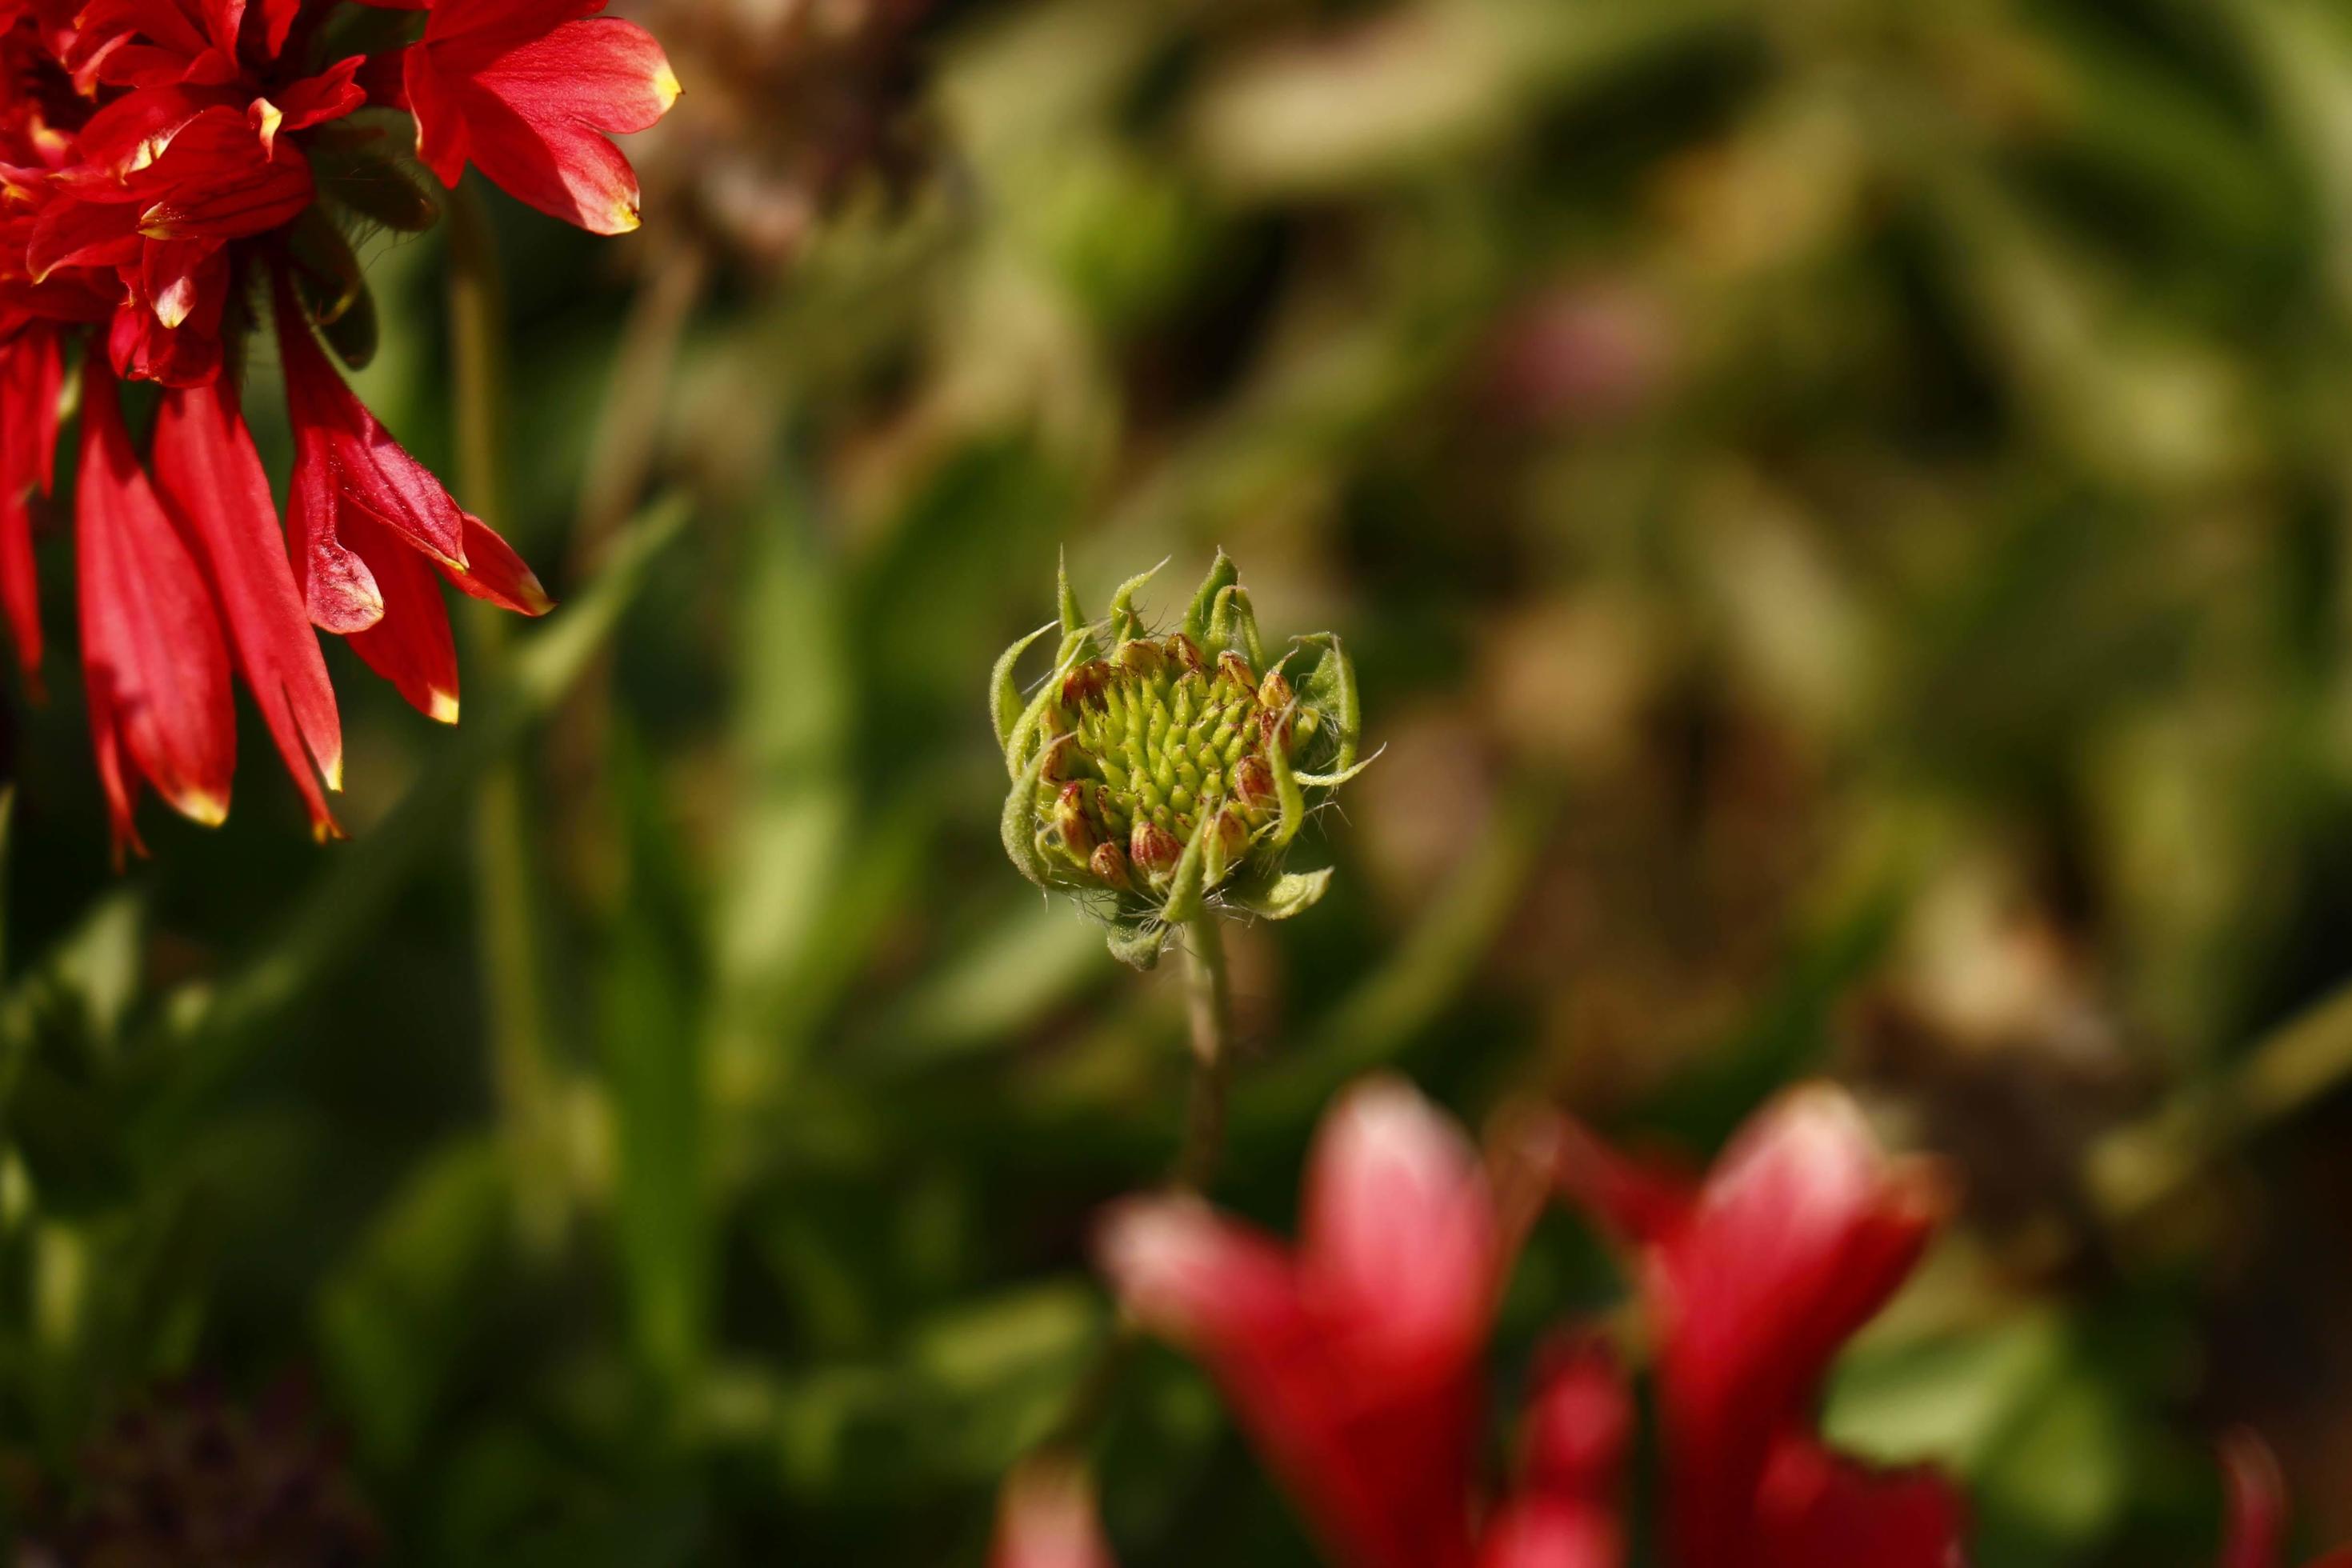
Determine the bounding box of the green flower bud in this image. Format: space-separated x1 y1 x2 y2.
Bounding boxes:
991 552 1370 967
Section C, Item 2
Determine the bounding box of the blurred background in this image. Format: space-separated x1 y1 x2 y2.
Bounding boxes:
7 0 2352 1560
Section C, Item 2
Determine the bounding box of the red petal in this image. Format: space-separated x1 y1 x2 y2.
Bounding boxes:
1096 1080 1496 1568
1754 1438 1967 1568
0 330 63 678
1298 1074 1498 1371
339 508 460 723
152 382 345 838
274 279 467 567
2220 1433 2283 1568
419 17 677 234
75 366 234 854
438 510 553 616
1476 1505 1622 1568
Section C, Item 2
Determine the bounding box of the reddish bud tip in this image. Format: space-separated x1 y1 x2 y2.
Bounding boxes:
1232 754 1276 809
1218 650 1257 690
1257 670 1294 711
1062 660 1111 710
1055 780 1097 857
1130 818 1183 878
1167 633 1207 674
1116 638 1165 678
1090 842 1133 890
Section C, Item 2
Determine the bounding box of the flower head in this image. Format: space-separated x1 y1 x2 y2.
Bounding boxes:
994 552 1368 967
0 0 678 854
1081 1074 1966 1567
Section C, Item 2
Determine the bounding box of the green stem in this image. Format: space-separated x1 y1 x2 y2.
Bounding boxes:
1038 918 1236 1454
448 176 565 1248
1173 917 1235 1193
2093 974 2352 1225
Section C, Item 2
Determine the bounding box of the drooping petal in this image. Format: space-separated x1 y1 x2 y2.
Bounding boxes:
0 327 62 678
151 381 344 838
990 1460 1117 1568
274 278 465 568
440 510 553 617
75 365 234 858
338 506 460 723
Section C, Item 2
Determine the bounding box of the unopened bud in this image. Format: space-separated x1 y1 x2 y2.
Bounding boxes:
1232 754 1276 810
1167 634 1207 674
1257 670 1294 712
1116 638 1166 678
1062 660 1111 709
1218 650 1257 692
1210 806 1249 862
1039 732 1080 783
1130 818 1183 879
1090 842 1132 890
1055 781 1096 856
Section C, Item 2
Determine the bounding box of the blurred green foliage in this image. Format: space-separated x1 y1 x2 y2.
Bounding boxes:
9 0 2352 1559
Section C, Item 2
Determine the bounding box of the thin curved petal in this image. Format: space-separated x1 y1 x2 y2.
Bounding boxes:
76 366 234 856
152 381 343 838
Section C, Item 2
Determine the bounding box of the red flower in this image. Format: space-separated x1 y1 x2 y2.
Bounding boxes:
1098 1077 1499 1568
1554 1086 1963 1568
360 0 679 235
274 274 550 725
1070 1075 1966 1568
0 0 674 852
2218 1434 2352 1568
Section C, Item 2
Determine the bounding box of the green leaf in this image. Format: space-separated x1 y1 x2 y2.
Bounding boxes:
1268 729 1307 848
1106 557 1169 642
1057 546 1086 637
1293 632 1360 774
1182 550 1238 642
1001 745 1056 888
1228 866 1333 920
1104 919 1168 970
317 1137 510 1470
990 621 1057 752
1210 584 1265 665
1294 749 1381 790
1160 812 1214 924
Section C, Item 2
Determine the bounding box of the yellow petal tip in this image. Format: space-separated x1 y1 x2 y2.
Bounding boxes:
429 690 462 725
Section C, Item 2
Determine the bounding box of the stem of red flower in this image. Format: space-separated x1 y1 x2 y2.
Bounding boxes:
448 175 566 1250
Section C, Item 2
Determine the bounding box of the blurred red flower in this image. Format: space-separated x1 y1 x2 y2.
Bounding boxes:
0 0 675 854
1020 1076 1969 1568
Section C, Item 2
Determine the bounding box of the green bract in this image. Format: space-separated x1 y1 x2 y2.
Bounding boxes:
992 552 1369 968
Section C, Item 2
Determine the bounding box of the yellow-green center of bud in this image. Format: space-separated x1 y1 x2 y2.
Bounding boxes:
1037 634 1312 895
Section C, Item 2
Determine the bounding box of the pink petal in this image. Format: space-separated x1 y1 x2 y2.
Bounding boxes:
990 1461 1117 1568
1298 1074 1499 1372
